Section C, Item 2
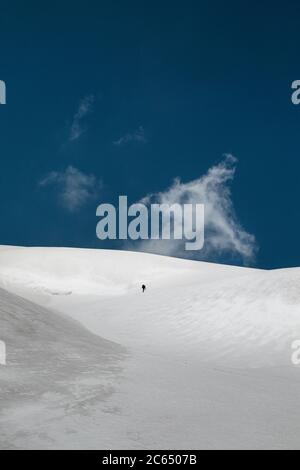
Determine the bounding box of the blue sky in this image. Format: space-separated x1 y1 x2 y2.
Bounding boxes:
0 1 300 269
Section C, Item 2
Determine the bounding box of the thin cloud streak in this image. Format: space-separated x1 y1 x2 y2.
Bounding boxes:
113 126 146 146
69 95 94 142
39 166 102 212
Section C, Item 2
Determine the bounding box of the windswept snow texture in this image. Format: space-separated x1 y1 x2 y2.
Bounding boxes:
1 245 300 449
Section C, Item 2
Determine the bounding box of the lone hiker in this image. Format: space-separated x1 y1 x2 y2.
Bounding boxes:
142 284 146 293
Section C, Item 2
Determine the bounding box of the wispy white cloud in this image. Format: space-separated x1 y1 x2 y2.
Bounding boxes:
39 166 102 212
69 95 94 142
131 154 257 264
113 126 146 146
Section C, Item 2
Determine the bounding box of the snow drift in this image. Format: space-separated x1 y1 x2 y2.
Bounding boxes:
0 283 125 449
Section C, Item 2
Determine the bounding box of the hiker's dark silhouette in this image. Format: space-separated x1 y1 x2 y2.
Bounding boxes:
142 284 146 293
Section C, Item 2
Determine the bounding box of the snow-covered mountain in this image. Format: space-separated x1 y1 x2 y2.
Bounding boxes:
1 245 300 449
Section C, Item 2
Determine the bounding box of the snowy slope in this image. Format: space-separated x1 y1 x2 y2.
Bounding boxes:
1 245 300 449
0 284 126 449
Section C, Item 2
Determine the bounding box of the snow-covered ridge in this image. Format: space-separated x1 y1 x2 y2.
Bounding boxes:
0 245 251 296
0 245 299 366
